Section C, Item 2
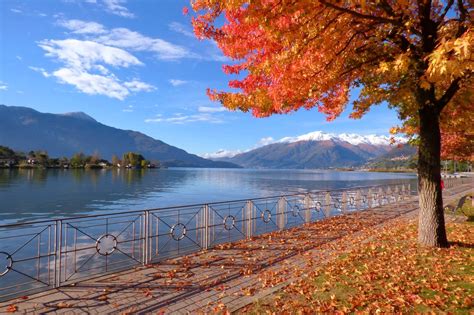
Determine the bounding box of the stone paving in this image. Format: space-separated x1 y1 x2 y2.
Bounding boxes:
1 184 472 314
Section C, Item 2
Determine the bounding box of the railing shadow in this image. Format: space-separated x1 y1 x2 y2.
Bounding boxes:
35 201 419 313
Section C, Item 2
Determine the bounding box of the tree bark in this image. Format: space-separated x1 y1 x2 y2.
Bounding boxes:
417 105 449 247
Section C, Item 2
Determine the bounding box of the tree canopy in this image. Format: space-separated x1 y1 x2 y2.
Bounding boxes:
190 0 472 148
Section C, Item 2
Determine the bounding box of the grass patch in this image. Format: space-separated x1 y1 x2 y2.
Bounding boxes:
244 220 474 314
445 194 474 221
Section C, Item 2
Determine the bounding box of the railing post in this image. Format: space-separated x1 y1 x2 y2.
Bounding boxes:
143 211 149 264
342 192 347 213
245 200 253 239
203 204 210 250
304 193 311 223
356 190 361 210
54 219 62 288
325 192 331 217
277 197 285 230
368 189 372 208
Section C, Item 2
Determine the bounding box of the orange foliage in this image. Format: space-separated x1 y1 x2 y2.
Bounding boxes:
190 0 473 154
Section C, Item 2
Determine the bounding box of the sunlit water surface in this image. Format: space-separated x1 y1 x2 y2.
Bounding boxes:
0 168 417 224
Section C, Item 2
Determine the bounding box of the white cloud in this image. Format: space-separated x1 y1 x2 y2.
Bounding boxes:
96 28 192 60
198 106 227 113
0 82 7 91
57 19 196 60
57 19 106 34
37 38 155 99
124 80 155 92
16 55 22 61
29 66 51 77
53 67 131 100
10 8 22 13
38 39 142 69
168 22 194 38
169 79 187 86
200 149 243 159
145 113 224 124
37 18 196 99
77 0 134 18
102 0 134 18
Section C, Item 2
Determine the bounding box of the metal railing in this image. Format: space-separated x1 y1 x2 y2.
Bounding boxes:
0 182 423 301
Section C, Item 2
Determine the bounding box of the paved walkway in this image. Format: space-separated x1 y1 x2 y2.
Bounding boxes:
1 184 472 314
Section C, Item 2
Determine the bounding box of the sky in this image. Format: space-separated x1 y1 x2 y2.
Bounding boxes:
0 0 403 157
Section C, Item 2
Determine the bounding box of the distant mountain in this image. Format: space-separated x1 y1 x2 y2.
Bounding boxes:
211 131 407 169
365 144 417 170
0 105 239 168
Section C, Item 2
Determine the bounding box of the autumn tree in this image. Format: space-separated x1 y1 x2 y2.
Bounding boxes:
190 0 473 247
440 97 474 162
111 155 120 167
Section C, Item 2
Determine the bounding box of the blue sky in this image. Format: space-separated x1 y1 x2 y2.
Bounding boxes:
0 0 402 156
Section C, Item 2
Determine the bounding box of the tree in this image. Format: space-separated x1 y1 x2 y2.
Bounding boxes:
190 0 473 247
122 152 145 168
90 151 101 165
35 150 49 166
141 159 150 169
70 152 85 168
440 96 474 162
111 155 120 166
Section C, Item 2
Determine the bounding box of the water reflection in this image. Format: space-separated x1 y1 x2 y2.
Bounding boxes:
0 168 417 224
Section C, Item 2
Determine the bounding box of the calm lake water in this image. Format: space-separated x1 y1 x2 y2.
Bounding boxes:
0 168 417 225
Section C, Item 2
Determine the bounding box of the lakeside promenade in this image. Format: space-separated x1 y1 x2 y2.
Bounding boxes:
1 182 472 314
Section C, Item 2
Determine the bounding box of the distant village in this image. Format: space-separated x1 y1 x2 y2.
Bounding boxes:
0 146 160 169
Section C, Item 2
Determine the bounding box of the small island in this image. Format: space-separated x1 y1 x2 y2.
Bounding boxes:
0 145 161 170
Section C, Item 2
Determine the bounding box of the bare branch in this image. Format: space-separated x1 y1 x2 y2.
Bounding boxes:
438 0 454 23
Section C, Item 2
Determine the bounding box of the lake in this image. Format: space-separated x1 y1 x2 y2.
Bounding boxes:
0 168 417 224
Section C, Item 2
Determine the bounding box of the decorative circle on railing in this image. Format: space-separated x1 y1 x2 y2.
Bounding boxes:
292 205 300 217
334 199 341 209
170 223 187 241
95 234 118 256
223 215 236 231
362 195 367 203
262 209 272 223
349 196 355 206
0 251 13 277
315 201 322 211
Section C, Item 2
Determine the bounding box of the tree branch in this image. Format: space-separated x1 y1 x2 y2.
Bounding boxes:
318 0 400 24
456 0 469 37
437 77 461 111
438 0 454 23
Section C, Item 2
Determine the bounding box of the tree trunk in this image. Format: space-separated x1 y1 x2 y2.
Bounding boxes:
417 106 449 247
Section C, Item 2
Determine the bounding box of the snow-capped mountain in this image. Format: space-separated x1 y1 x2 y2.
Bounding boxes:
205 130 410 169
278 131 405 146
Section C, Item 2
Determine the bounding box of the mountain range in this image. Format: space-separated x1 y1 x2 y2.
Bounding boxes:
210 131 414 169
0 105 239 168
0 105 416 170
